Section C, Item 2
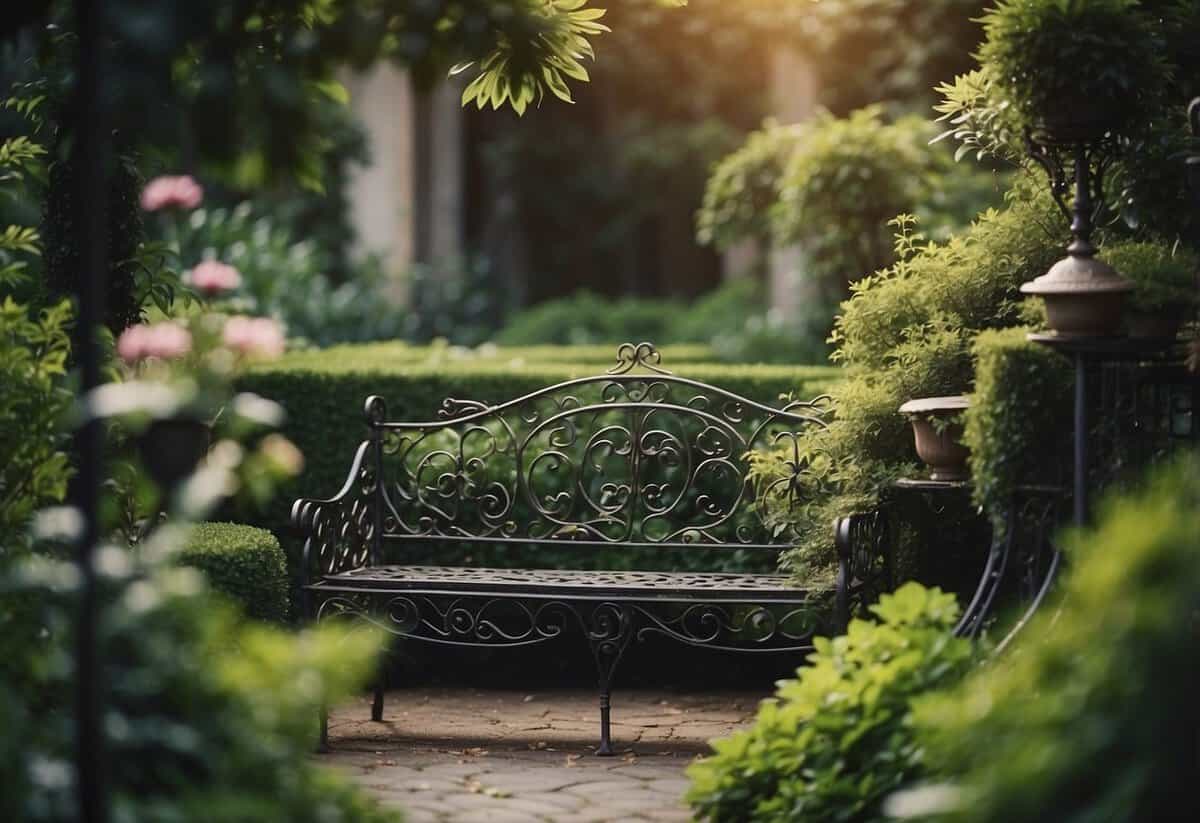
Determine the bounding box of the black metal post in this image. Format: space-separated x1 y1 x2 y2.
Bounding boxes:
72 0 110 820
1073 353 1089 526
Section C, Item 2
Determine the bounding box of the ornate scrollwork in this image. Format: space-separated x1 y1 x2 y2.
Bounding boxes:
607 342 673 376
834 509 893 629
291 441 377 578
312 588 819 654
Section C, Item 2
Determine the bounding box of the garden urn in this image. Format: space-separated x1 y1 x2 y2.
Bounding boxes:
899 395 970 482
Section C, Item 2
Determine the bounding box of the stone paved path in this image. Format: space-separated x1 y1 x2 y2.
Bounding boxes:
321 687 767 822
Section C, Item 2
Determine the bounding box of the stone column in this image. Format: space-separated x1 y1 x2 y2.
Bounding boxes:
341 63 415 301
765 47 820 321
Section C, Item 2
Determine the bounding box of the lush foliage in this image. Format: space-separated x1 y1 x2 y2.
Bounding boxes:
179 522 290 622
905 456 1200 823
686 583 973 823
697 109 1005 364
751 191 1063 578
1100 238 1199 313
976 0 1168 141
0 549 392 823
0 296 72 552
172 203 406 345
495 279 831 363
962 328 1071 534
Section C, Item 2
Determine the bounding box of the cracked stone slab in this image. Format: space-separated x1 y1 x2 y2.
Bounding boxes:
319 686 765 821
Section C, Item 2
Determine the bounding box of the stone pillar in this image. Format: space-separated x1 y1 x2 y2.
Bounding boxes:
341 66 465 302
341 63 415 300
764 47 820 321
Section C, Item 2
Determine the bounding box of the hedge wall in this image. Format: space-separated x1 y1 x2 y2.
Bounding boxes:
179 522 290 622
235 344 843 576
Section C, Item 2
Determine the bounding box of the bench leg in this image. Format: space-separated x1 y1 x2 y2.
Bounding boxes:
371 663 386 722
317 703 330 753
588 603 633 757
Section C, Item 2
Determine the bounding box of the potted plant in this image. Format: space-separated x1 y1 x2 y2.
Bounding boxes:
978 0 1168 145
899 396 971 482
1101 239 1199 339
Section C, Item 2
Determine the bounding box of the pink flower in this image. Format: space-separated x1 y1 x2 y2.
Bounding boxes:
116 322 192 364
222 316 285 360
140 175 204 212
187 260 242 296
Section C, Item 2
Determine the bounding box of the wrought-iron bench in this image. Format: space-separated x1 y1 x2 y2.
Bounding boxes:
291 342 844 754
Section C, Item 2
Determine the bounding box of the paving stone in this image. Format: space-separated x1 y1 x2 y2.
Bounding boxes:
321 686 764 821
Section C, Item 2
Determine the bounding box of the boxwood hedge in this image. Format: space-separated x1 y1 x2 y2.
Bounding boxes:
180 522 290 623
234 344 843 576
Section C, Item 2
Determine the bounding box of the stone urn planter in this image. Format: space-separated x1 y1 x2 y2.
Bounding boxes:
1020 251 1133 338
899 396 970 482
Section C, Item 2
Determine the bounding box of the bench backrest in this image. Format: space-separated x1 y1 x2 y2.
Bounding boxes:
364 343 829 561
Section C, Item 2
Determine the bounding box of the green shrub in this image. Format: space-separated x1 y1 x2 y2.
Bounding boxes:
756 193 1064 578
1 553 394 823
494 290 681 347
963 328 1072 534
1100 238 1199 313
977 0 1168 141
176 203 406 346
907 456 1200 823
179 522 289 622
686 583 973 823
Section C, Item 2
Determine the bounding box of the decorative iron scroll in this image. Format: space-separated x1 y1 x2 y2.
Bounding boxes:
291 441 377 578
313 589 823 653
834 509 893 629
371 342 831 550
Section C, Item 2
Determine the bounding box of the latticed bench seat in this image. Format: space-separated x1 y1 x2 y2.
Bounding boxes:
316 566 807 600
293 343 867 755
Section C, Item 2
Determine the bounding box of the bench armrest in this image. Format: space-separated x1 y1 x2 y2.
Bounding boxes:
833 509 894 632
290 440 378 601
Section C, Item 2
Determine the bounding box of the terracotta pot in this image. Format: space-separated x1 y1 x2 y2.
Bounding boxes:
1124 305 1186 340
137 417 211 493
899 396 970 482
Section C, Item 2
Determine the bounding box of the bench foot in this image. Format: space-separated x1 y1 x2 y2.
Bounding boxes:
317 704 331 753
371 667 386 722
596 691 615 756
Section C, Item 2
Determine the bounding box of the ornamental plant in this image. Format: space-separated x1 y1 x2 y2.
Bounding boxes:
686 583 973 823
902 456 1200 823
1100 238 1199 313
975 0 1169 142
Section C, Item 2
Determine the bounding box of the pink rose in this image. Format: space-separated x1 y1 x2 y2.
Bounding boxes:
116 322 192 363
140 175 204 212
187 260 242 295
222 316 285 360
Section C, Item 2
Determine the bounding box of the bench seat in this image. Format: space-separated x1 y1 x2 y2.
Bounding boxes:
313 565 811 601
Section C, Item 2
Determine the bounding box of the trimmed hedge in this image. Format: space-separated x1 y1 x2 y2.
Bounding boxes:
236 344 843 574
180 522 290 623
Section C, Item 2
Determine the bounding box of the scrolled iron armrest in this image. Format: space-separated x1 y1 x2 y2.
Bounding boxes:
833 509 894 632
291 441 377 598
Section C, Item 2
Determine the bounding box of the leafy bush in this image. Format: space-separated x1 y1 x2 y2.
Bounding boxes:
172 203 405 346
976 0 1168 141
906 456 1200 823
1100 238 1198 313
0 297 73 553
1 551 395 823
179 522 289 622
686 583 973 823
963 328 1072 535
752 191 1064 579
494 290 681 347
495 280 836 364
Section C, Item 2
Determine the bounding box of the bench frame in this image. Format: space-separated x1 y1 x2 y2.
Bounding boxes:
293 343 875 754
